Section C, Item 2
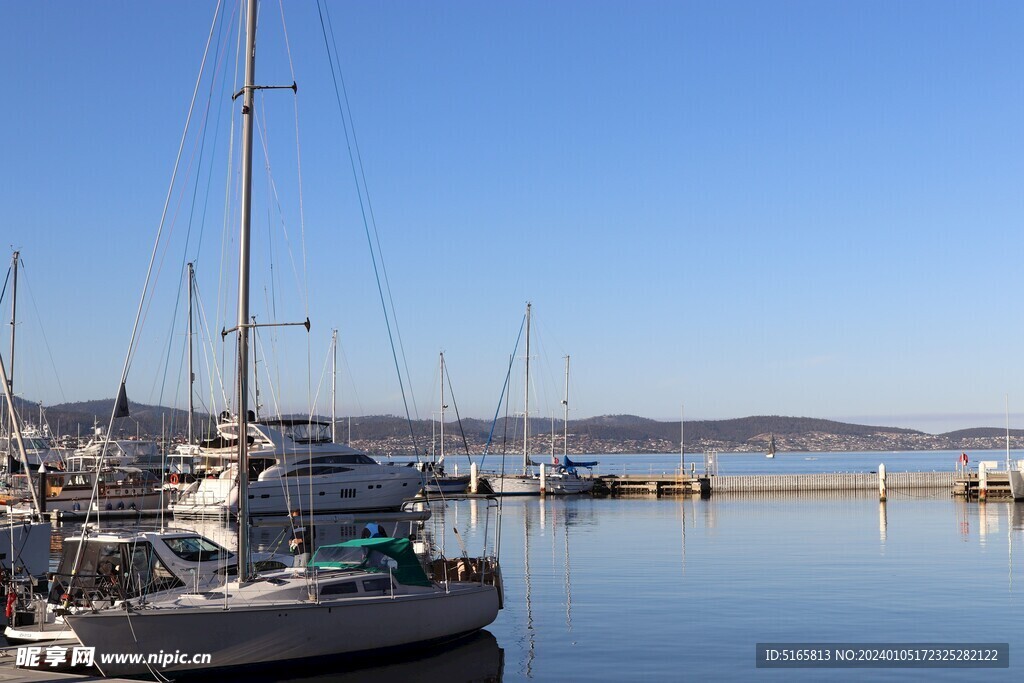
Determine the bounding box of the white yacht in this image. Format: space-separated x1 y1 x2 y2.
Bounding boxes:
170 418 423 518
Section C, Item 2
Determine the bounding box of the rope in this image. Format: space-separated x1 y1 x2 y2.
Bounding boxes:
442 359 474 465
316 0 420 458
479 315 526 467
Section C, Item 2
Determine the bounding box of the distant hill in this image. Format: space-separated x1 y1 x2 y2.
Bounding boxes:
4 398 1020 452
10 397 210 441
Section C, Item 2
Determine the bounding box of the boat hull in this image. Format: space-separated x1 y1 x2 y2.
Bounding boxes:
484 474 540 496
67 583 499 676
171 467 423 517
423 476 470 496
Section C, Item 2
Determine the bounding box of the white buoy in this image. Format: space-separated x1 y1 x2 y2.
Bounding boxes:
979 461 988 502
540 463 547 495
878 463 887 502
470 462 478 494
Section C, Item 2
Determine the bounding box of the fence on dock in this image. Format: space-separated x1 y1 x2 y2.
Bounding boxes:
710 471 955 494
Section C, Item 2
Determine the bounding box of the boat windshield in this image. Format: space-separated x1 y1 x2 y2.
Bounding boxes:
163 536 229 563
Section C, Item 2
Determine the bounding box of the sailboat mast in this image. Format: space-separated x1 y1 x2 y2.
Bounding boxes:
562 355 569 459
5 251 18 438
523 302 531 472
332 329 338 443
439 351 445 464
186 262 195 445
235 0 258 581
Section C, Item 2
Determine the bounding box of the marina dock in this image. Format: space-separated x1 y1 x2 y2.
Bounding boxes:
597 471 958 497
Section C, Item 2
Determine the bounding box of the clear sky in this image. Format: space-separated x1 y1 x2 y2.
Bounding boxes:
2 0 1024 434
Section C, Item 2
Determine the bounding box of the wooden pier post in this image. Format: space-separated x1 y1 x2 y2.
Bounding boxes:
878 463 887 502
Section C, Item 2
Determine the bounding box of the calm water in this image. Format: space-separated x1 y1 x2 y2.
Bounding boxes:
36 452 1024 681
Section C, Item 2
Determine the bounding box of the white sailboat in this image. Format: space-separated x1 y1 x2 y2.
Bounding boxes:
484 303 542 496
65 3 501 673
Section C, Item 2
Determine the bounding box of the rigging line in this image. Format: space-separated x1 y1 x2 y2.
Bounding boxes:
316 1 419 458
321 3 418 422
190 2 237 269
151 262 189 410
480 314 527 466
277 0 310 318
126 1 226 378
442 358 474 464
178 2 233 277
309 334 334 422
192 275 231 413
253 108 306 321
19 270 67 403
276 1 315 422
0 266 9 308
215 1 245 414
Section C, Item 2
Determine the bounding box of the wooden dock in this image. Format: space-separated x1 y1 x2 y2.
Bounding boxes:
952 472 1013 500
597 471 957 498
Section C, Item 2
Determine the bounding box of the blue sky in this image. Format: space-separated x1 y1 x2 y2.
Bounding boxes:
2 1 1024 434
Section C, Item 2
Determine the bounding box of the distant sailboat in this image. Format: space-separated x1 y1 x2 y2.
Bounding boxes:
766 433 777 459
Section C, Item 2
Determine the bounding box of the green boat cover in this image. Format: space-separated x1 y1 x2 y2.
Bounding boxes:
310 536 431 586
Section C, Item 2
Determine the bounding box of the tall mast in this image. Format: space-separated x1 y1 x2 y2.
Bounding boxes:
523 302 531 472
562 355 569 459
439 351 445 465
186 262 195 444
235 0 258 581
8 251 18 405
5 251 18 439
331 329 338 443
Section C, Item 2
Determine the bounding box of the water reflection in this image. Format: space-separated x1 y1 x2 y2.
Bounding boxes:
178 630 503 683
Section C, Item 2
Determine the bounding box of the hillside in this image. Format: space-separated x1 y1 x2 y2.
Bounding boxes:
7 399 1022 453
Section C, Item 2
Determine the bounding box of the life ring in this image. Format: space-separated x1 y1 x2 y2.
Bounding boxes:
169 473 180 485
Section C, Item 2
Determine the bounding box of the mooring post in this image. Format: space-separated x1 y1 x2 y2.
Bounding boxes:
878 463 887 502
979 461 987 502
540 463 547 496
470 462 478 494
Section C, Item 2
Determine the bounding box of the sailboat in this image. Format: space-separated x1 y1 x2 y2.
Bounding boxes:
65 2 501 674
765 433 777 459
419 352 471 496
483 303 543 496
545 355 596 494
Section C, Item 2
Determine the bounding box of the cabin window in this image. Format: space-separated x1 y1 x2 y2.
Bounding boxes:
361 578 392 593
320 581 358 596
285 465 353 476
